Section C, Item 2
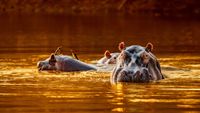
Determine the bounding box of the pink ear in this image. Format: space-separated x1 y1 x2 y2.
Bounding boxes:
49 53 57 65
104 50 111 59
146 42 153 52
118 42 125 51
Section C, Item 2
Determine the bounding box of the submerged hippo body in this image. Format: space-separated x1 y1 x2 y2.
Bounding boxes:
37 54 96 72
111 43 164 83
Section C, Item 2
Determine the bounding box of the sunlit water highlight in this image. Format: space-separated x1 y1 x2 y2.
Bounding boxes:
0 53 200 113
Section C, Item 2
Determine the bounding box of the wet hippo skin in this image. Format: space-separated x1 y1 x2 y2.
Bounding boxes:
37 54 96 72
97 50 119 64
111 43 164 83
97 42 125 65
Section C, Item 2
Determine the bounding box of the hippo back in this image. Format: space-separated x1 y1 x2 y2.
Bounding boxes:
55 55 96 71
37 55 96 72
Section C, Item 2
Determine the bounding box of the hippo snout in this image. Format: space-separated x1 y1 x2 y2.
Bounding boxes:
37 61 43 71
37 61 42 68
134 68 152 82
114 67 151 83
37 61 50 71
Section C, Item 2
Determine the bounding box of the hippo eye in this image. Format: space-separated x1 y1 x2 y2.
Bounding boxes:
114 57 116 59
145 48 150 52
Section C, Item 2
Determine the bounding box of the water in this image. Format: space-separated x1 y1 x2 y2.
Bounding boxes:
0 53 200 113
0 15 200 112
0 15 200 53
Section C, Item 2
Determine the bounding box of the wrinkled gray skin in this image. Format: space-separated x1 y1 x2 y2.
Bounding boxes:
111 45 164 83
37 55 96 72
97 53 119 64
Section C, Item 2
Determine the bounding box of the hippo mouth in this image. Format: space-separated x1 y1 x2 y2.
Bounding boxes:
112 64 152 83
37 65 46 71
37 64 57 71
37 61 45 71
37 61 56 71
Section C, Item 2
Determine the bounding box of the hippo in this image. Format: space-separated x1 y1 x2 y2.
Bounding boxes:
97 42 125 64
111 43 164 83
97 50 119 64
37 47 96 72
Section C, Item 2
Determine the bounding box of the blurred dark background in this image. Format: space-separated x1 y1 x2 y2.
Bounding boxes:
0 0 199 54
1 0 200 17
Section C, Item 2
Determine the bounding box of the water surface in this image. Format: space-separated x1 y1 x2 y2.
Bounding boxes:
0 14 200 113
0 53 200 113
0 15 200 53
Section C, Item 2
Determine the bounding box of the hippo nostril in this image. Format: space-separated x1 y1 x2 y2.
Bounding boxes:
140 68 151 82
142 68 149 75
117 70 130 82
121 71 127 76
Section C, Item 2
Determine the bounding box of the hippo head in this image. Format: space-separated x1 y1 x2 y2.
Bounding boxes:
111 43 164 83
105 42 125 64
98 42 126 64
37 54 57 71
103 50 119 64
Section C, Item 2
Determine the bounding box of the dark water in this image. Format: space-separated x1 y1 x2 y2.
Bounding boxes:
0 15 200 113
0 15 200 53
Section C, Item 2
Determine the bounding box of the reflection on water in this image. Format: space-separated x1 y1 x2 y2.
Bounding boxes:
0 53 200 113
0 14 200 113
0 15 200 53
111 84 125 112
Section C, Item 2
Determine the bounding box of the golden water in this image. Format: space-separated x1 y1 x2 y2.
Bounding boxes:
0 53 200 113
0 14 200 112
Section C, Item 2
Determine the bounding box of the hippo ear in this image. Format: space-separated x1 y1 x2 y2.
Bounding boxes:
145 42 153 52
50 53 55 59
104 50 111 59
118 42 125 51
71 49 79 60
49 53 57 65
54 46 62 55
